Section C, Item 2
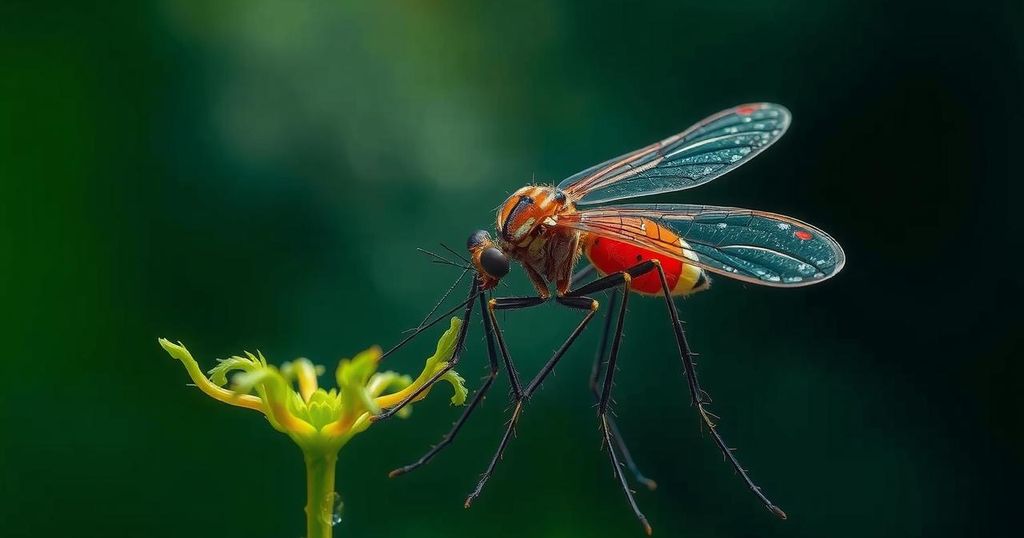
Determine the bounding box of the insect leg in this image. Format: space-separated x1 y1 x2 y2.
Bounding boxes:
374 276 481 422
590 288 658 491
389 292 503 478
486 294 549 398
464 295 598 508
575 264 657 488
567 269 652 534
647 260 788 519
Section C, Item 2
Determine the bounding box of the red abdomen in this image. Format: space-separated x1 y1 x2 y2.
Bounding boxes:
581 218 707 296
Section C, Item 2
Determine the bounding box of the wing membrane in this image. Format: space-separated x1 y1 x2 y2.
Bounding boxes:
560 204 845 287
558 103 790 206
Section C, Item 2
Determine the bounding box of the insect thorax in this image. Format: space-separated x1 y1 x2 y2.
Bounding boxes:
496 185 571 247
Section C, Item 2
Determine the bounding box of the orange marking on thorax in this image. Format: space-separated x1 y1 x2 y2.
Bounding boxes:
497 186 565 245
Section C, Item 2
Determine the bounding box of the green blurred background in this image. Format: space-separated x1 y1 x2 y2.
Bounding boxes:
2 1 1021 537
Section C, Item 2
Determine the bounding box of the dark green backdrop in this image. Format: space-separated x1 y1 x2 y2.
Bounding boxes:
2 1 1020 537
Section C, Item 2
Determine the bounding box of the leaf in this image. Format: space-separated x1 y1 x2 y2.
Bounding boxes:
209 356 260 386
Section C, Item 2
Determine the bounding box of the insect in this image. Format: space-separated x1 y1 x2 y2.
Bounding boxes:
373 103 845 534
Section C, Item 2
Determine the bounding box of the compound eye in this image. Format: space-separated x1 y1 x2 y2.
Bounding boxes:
480 247 510 278
467 229 491 250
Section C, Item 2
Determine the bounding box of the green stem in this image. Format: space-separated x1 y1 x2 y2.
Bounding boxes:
304 452 338 538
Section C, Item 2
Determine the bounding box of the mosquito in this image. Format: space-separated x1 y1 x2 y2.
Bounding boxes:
373 103 845 534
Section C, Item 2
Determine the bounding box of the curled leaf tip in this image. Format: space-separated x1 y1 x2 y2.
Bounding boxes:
442 370 469 406
159 338 190 361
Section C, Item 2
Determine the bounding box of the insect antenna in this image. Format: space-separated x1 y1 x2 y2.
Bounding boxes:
404 262 470 334
439 242 472 265
380 280 479 362
417 247 471 270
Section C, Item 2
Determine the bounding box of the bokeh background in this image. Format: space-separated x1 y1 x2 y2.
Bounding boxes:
2 1 1021 537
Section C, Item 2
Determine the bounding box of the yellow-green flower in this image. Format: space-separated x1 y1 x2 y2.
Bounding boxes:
159 317 467 538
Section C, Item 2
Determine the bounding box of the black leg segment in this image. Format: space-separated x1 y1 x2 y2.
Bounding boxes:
374 276 481 421
649 261 787 519
388 292 502 478
567 270 652 534
590 288 658 491
465 294 598 508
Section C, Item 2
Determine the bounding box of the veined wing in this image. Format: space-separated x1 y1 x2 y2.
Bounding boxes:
558 103 790 206
559 204 845 287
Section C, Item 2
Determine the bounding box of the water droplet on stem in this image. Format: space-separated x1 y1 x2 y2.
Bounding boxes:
322 492 344 526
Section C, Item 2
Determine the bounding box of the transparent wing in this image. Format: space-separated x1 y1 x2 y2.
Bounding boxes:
559 204 845 287
558 103 790 206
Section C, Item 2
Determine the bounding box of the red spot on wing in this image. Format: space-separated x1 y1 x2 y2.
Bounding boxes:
794 230 813 241
736 104 760 116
